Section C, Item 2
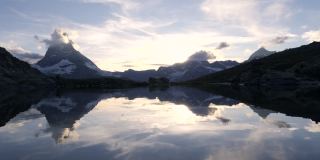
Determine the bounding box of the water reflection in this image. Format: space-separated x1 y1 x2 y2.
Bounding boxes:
0 86 320 160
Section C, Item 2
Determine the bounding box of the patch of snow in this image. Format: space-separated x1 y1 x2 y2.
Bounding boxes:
204 95 225 102
169 71 186 79
98 70 114 77
205 66 223 72
34 59 77 75
35 97 77 113
85 100 100 110
85 62 99 70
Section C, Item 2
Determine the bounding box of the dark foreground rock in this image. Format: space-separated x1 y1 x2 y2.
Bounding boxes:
190 42 320 87
0 47 54 91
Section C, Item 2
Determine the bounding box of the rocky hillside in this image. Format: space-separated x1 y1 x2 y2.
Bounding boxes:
190 42 320 86
0 47 53 90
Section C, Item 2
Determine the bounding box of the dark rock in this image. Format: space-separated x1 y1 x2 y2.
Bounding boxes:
0 47 54 90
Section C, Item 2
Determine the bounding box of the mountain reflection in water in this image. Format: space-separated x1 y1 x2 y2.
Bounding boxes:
0 86 320 160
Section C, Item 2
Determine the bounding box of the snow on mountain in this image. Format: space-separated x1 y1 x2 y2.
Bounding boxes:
115 60 239 82
113 51 239 82
85 62 99 70
34 43 106 79
34 59 77 75
33 39 237 82
167 60 239 81
35 97 76 113
248 47 276 61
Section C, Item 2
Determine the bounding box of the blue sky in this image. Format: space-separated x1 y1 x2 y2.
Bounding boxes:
1 0 320 71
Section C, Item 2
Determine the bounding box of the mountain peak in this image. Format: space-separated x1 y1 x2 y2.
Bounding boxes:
248 47 275 61
309 41 320 46
34 43 105 79
258 46 267 51
47 43 76 55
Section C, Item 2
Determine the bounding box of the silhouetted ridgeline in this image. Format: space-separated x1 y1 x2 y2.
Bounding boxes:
0 47 146 90
0 47 54 90
2 42 320 90
201 85 320 122
188 42 320 87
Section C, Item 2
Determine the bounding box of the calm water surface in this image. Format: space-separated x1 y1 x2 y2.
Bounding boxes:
0 87 320 160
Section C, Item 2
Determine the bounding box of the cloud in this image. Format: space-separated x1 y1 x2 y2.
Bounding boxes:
201 0 293 46
37 29 75 47
11 52 43 64
34 35 40 41
150 64 167 67
35 29 81 51
44 29 71 45
270 36 290 44
80 0 140 13
302 29 320 42
0 41 43 64
187 51 216 62
122 64 135 68
216 42 230 50
201 0 258 24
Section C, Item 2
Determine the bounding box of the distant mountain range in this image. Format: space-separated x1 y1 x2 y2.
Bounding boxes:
2 40 320 88
31 42 239 82
190 42 320 86
113 60 238 82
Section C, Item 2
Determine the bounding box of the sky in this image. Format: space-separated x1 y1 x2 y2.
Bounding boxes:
0 0 320 71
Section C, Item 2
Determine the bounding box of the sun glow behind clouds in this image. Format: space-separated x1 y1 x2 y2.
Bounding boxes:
95 98 203 126
60 25 254 71
1 0 320 71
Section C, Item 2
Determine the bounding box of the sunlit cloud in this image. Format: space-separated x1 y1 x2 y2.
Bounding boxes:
201 0 294 46
302 29 320 42
80 0 140 13
51 13 254 70
215 42 230 50
187 50 216 62
0 0 319 70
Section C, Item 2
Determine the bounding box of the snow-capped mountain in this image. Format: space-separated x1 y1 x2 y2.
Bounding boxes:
34 43 110 79
114 60 239 82
248 47 276 61
158 60 238 81
33 43 238 81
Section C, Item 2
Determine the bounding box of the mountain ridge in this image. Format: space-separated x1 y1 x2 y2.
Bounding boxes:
34 43 109 79
34 43 239 82
0 47 54 90
188 42 320 86
114 60 239 82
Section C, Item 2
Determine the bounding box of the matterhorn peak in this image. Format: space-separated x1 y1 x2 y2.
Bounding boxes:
33 29 107 79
